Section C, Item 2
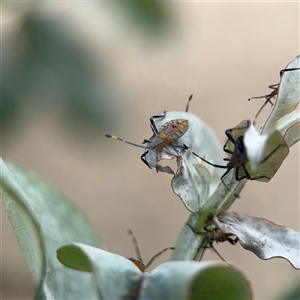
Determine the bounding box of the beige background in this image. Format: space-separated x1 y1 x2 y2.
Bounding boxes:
2 2 299 299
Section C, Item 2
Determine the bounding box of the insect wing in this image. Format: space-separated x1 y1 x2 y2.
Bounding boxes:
152 119 189 149
158 119 189 140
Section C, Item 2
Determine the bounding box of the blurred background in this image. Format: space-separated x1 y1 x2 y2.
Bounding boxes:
1 1 299 299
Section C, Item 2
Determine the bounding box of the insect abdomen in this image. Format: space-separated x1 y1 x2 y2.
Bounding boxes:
151 119 189 149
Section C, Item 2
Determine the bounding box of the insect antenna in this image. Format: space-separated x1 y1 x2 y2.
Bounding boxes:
105 135 147 149
128 229 143 263
185 94 193 112
127 229 175 271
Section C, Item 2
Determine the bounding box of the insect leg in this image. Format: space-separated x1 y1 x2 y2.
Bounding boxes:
279 67 300 77
141 151 152 169
248 90 277 104
253 97 274 119
236 142 286 181
145 247 175 269
259 143 287 164
224 130 236 145
235 165 248 181
227 236 238 245
220 168 240 198
186 223 207 235
181 144 227 169
240 164 270 181
268 83 279 90
223 146 234 155
149 111 167 134
187 223 232 265
224 121 250 143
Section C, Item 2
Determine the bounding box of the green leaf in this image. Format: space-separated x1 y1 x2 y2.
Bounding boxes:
0 158 102 299
215 212 300 269
57 244 252 300
57 243 142 300
188 262 252 300
57 244 94 272
141 261 252 300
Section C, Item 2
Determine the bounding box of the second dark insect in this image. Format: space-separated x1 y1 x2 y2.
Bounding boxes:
183 120 285 198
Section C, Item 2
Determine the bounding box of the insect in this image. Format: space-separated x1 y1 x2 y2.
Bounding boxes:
127 229 174 272
187 223 237 264
206 228 238 246
106 95 193 174
248 67 300 118
182 120 285 198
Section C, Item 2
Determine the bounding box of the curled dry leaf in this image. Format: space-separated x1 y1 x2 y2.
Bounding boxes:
214 212 300 269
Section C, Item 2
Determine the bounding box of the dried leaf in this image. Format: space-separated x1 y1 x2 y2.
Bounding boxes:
214 212 300 269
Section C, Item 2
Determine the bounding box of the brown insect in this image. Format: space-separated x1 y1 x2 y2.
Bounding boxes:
248 67 300 118
205 228 238 245
187 223 237 264
106 95 193 174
